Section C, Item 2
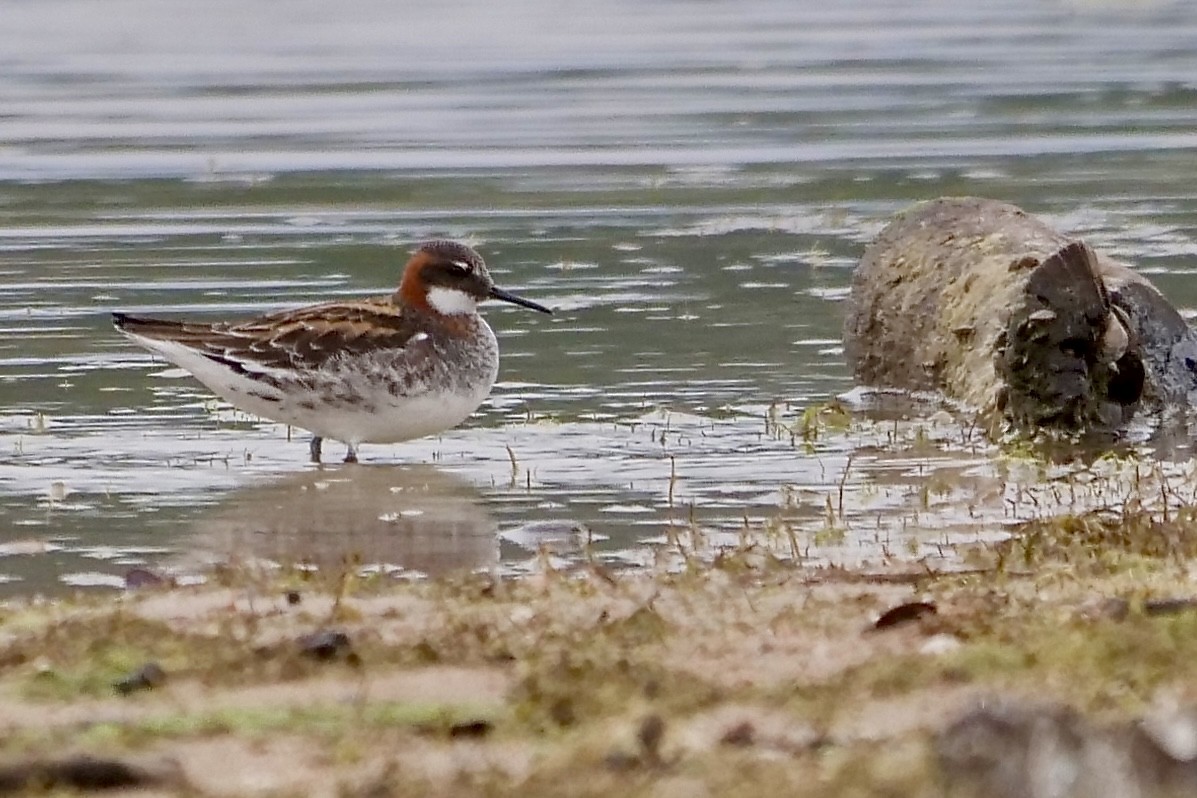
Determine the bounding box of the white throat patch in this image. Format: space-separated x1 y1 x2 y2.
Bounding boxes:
426 286 478 316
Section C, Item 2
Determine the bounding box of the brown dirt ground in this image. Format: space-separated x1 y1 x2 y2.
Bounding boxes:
2 538 1197 797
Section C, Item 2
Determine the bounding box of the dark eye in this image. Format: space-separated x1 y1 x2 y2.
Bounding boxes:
1186 357 1197 373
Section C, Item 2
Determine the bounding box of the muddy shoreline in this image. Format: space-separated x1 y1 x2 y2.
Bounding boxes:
3 503 1197 798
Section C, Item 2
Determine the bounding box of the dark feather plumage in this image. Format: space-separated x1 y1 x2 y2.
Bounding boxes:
113 299 436 375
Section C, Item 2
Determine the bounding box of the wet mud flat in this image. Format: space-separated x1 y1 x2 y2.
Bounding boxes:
5 495 1197 798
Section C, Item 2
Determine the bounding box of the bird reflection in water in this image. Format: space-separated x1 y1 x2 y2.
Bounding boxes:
189 465 498 578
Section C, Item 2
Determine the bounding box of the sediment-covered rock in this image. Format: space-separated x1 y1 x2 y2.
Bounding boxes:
936 700 1197 798
1098 259 1197 408
843 197 1197 435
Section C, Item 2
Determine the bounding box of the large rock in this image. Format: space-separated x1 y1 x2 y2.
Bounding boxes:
843 197 1197 435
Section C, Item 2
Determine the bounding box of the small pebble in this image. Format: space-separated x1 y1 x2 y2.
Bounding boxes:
1078 596 1129 622
124 569 168 590
1140 695 1197 761
1144 598 1197 617
0 754 179 791
114 662 166 695
638 714 666 763
929 409 955 426
920 633 963 656
298 630 352 660
872 601 937 630
448 719 493 738
603 751 640 772
720 720 755 747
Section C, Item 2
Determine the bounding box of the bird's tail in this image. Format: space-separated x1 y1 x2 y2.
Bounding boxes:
112 312 191 340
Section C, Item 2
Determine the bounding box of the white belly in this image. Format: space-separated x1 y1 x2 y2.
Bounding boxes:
282 382 493 445
128 325 500 447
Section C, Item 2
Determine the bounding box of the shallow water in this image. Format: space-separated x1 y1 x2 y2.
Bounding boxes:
3 0 1197 594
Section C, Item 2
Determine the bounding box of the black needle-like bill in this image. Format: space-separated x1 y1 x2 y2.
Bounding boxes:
490 286 552 314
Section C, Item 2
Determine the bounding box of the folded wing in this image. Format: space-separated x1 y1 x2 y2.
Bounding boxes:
113 299 429 379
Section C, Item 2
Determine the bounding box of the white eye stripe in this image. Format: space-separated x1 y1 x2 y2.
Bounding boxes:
450 260 472 273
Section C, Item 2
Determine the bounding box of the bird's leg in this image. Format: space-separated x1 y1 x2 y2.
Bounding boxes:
309 436 323 463
343 444 358 464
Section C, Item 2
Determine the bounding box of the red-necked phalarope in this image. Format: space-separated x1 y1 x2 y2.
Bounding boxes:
114 240 552 463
